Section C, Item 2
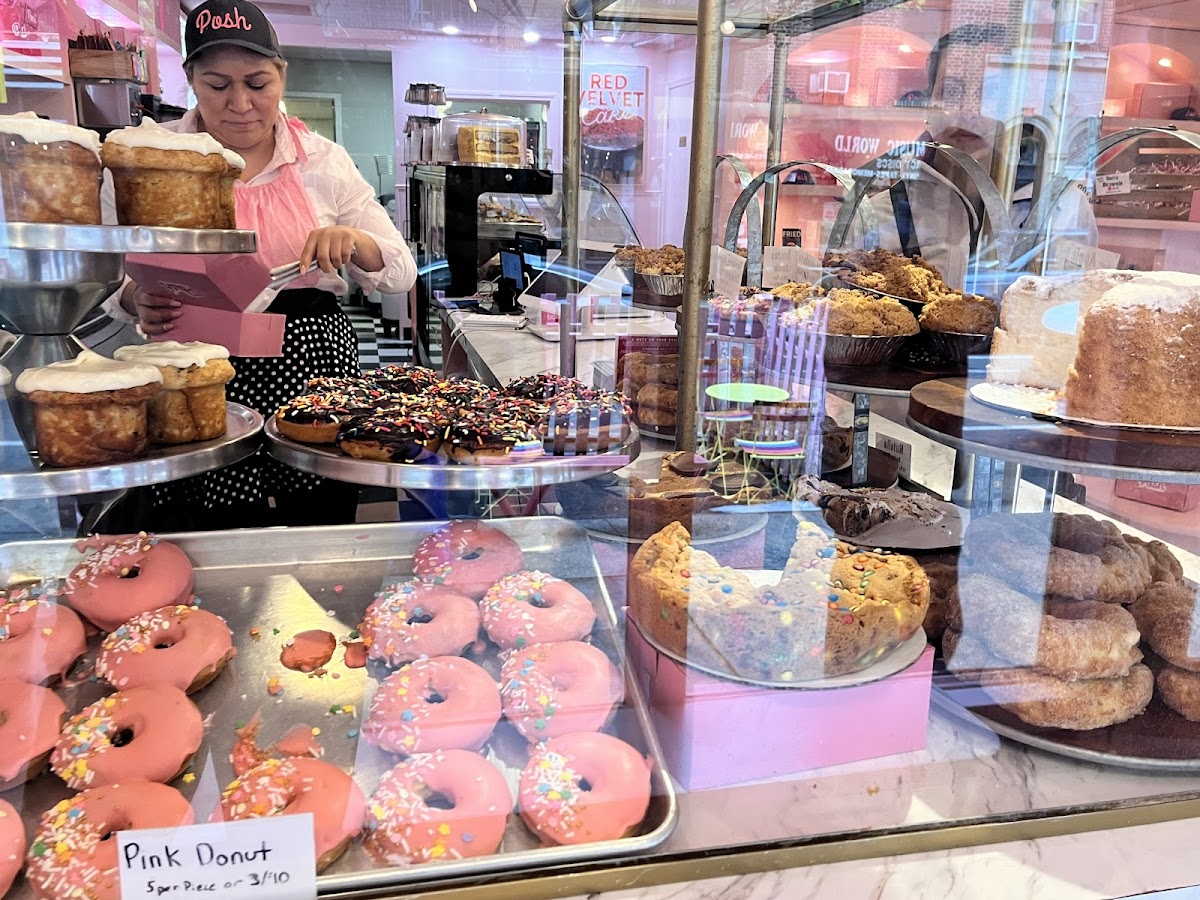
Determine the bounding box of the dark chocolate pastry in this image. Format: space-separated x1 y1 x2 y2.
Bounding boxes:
504 373 589 400
429 377 499 412
276 388 400 443
364 364 441 395
336 410 442 463
442 409 542 463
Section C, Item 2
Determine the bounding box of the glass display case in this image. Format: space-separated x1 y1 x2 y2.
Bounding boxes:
5 0 1200 895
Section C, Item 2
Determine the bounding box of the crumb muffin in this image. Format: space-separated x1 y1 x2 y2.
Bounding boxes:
787 288 919 336
0 112 102 224
827 247 955 303
16 351 163 467
102 120 245 228
920 294 998 335
113 342 235 443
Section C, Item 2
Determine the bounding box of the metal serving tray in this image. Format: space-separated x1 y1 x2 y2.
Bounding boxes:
0 403 263 500
264 417 641 491
0 518 677 898
2 223 257 255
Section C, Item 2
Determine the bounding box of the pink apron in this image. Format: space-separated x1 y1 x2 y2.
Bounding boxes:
234 117 323 291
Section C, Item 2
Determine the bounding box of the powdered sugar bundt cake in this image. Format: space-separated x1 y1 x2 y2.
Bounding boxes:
628 520 930 681
1064 279 1200 427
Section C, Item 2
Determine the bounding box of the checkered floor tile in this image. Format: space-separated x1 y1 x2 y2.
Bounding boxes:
344 303 414 370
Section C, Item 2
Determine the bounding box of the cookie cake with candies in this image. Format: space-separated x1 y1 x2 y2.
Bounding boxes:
629 519 930 681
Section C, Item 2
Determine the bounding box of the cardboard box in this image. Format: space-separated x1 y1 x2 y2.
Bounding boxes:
625 621 932 791
155 306 286 358
126 253 286 357
1114 479 1200 512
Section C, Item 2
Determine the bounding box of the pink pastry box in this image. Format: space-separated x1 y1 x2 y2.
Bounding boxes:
124 253 286 357
624 620 933 792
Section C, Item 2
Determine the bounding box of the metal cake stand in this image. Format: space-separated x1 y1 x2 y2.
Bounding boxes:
264 417 641 490
0 223 257 480
0 223 256 383
0 403 263 500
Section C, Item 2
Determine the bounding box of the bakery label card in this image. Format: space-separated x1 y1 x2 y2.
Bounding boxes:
1056 238 1121 272
875 433 913 480
762 245 821 288
1096 171 1132 197
118 814 317 899
710 244 746 298
762 246 799 289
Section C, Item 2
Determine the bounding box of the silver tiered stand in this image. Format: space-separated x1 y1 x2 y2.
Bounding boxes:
265 418 642 492
0 223 264 504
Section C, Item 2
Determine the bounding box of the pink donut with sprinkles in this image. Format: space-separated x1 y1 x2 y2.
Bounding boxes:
364 750 512 865
0 799 23 898
413 521 524 599
51 683 203 790
0 680 66 792
500 642 622 742
26 782 194 900
364 656 500 756
0 583 86 685
481 571 596 650
360 581 481 666
97 604 236 694
216 757 365 872
64 533 194 631
518 732 651 846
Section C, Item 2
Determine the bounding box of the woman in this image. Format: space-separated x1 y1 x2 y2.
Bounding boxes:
107 0 416 531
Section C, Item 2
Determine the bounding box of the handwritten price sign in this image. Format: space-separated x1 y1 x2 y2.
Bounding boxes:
118 814 316 899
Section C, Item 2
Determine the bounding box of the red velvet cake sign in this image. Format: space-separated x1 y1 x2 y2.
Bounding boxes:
580 64 647 183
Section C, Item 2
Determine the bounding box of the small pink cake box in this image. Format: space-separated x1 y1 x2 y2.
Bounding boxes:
124 253 286 357
625 620 933 792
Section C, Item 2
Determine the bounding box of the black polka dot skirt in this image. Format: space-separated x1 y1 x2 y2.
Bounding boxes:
150 289 359 516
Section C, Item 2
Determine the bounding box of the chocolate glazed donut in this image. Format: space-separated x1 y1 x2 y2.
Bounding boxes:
336 411 442 462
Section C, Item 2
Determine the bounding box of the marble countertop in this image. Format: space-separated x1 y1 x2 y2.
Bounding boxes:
564 817 1200 899
445 308 676 387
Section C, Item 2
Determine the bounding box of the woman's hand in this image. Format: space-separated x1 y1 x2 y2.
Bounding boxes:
300 226 384 274
123 285 182 336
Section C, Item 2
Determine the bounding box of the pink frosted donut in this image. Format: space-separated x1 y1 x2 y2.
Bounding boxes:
413 521 524 599
64 533 194 631
51 683 202 789
364 749 512 864
217 757 365 872
500 641 622 742
0 680 66 792
26 782 194 900
364 656 500 756
97 604 236 693
0 799 22 898
361 581 481 666
481 571 596 650
518 732 651 845
0 584 86 685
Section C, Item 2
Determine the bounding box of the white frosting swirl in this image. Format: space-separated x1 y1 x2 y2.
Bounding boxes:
0 112 101 156
104 119 246 169
16 351 163 394
114 340 230 369
0 365 9 387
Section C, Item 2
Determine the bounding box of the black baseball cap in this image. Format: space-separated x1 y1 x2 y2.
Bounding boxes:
184 0 281 65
